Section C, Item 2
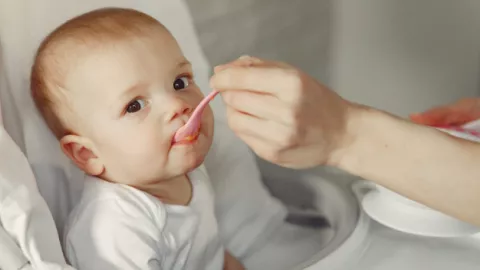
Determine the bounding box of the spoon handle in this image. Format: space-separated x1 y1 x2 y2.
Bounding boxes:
185 90 219 127
173 90 219 143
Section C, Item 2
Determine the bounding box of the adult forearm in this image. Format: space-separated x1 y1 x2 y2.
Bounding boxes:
337 104 480 226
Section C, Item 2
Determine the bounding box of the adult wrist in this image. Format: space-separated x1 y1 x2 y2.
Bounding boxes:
327 101 375 171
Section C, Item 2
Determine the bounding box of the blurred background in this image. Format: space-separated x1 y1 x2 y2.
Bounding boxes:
185 0 480 117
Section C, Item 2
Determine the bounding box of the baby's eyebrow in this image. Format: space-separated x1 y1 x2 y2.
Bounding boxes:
117 82 147 104
177 60 191 69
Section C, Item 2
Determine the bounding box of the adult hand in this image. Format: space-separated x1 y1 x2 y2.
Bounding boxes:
210 57 480 226
410 98 480 126
210 56 353 169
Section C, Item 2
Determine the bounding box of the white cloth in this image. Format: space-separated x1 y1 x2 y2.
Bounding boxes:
0 54 72 269
64 165 224 270
0 207 29 270
0 125 72 270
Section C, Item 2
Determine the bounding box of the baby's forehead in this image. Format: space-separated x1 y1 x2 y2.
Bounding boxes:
42 10 173 82
64 37 178 86
55 29 175 81
51 25 172 70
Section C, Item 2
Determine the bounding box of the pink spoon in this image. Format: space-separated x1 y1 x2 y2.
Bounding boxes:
173 90 219 143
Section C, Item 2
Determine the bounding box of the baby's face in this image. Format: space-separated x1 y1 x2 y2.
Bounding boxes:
63 30 213 186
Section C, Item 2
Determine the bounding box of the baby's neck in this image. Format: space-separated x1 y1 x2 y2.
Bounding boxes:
139 174 192 206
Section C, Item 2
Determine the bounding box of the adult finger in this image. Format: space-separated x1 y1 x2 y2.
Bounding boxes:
214 55 289 73
210 66 301 98
214 55 263 73
410 107 473 126
235 132 286 165
222 89 290 124
236 131 327 169
225 107 296 148
410 98 480 126
410 107 452 126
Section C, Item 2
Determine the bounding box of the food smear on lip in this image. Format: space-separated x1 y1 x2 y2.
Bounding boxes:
172 131 199 145
184 135 196 141
183 131 199 142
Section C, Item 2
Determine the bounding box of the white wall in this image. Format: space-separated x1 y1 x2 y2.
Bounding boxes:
331 0 480 117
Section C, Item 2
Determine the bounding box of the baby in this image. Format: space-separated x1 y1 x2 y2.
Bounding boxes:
30 7 243 270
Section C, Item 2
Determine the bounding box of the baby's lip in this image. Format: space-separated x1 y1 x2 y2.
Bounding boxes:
171 129 199 145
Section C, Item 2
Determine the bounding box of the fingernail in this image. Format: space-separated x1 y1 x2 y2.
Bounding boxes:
214 64 229 73
239 55 251 60
209 76 215 88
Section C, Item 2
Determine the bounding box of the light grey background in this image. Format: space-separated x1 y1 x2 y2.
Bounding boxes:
185 0 480 117
185 0 333 84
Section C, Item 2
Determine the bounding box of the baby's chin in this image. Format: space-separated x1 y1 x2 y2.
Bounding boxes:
176 149 207 173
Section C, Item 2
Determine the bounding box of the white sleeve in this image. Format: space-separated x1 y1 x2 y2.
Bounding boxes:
65 199 165 270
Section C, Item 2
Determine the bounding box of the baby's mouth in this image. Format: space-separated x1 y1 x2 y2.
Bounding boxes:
172 129 199 145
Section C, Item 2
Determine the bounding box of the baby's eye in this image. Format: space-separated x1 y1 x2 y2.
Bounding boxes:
173 76 190 91
126 99 146 114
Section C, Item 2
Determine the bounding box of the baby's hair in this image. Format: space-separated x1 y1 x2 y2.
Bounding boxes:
30 7 167 139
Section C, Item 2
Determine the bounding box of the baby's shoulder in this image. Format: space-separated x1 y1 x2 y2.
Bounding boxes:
66 177 167 234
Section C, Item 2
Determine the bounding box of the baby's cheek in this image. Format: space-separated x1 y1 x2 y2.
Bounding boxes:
189 87 206 103
124 141 169 175
203 109 214 133
110 132 162 160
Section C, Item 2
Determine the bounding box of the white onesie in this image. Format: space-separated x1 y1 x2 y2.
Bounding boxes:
63 165 224 270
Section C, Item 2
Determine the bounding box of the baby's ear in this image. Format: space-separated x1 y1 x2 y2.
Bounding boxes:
60 135 104 176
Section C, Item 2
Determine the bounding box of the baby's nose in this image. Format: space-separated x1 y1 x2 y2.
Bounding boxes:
166 99 192 123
